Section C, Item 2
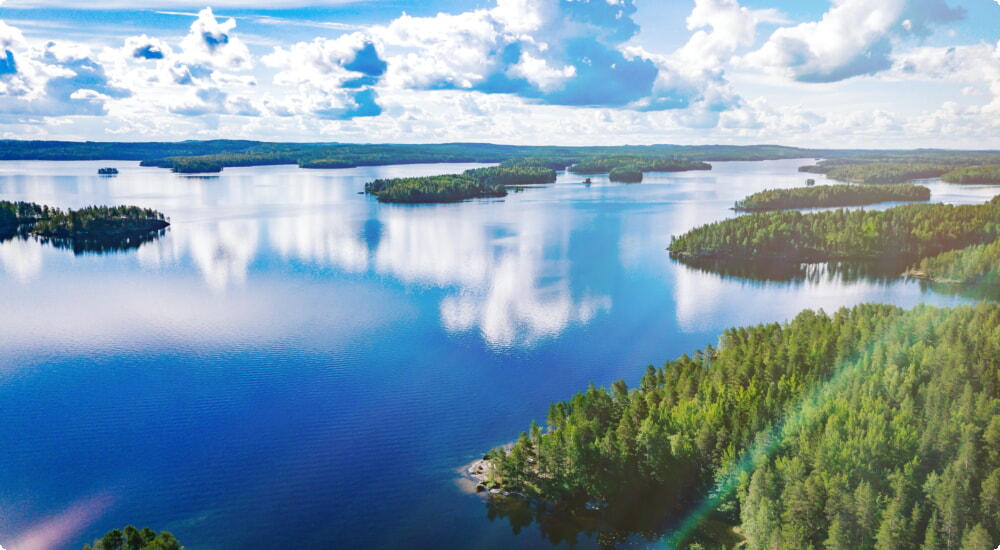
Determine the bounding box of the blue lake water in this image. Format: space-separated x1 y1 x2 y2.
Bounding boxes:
0 159 996 550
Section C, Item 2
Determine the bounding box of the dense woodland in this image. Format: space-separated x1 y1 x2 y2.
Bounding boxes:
908 239 1000 284
733 184 931 211
668 196 1000 261
799 152 1000 184
364 174 507 203
568 156 711 175
84 526 182 550
364 165 560 203
941 165 1000 184
486 302 1000 550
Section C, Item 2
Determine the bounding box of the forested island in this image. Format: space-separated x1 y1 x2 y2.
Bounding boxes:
1 200 169 253
364 165 557 203
668 196 1000 262
84 526 182 550
799 152 1000 184
480 302 1000 550
98 167 119 175
733 184 931 211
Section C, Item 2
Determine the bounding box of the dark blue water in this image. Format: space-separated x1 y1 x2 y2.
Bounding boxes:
0 160 994 550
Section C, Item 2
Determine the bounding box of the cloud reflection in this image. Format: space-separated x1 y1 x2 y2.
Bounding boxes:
0 237 42 282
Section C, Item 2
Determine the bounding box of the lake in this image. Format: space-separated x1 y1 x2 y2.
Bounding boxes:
0 159 995 550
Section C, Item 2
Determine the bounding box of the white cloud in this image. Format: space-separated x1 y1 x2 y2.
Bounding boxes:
741 0 965 82
179 7 252 71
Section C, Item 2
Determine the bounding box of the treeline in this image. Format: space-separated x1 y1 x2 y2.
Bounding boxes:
667 196 1000 261
84 525 182 550
486 302 1000 550
1 200 168 236
799 152 1000 184
568 156 711 175
908 239 1000 284
941 165 1000 184
364 165 560 203
364 174 507 203
463 165 557 186
733 184 930 211
31 204 168 237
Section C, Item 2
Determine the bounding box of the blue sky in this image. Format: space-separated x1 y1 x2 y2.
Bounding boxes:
0 0 998 147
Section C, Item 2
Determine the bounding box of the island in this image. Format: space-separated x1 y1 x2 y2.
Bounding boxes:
732 183 930 211
1 200 169 253
479 302 1000 550
608 166 643 183
98 167 119 175
668 196 1000 262
364 165 557 203
84 525 182 550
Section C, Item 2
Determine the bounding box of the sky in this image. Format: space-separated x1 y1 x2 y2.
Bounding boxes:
0 0 998 148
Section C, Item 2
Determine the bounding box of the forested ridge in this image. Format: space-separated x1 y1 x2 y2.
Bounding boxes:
733 184 930 211
484 302 1000 550
668 196 1000 261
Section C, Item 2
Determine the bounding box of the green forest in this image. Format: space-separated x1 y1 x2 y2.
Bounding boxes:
568 156 711 175
941 165 1000 184
1 200 169 253
364 165 560 203
799 152 1000 184
365 174 507 203
908 239 1000 284
84 526 182 550
667 196 1000 261
484 302 1000 550
734 184 930 211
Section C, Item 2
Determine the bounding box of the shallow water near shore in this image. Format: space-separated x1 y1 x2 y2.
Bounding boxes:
0 159 994 549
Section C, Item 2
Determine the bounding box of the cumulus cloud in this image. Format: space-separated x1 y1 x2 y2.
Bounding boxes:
263 32 387 119
742 0 965 82
377 0 659 108
125 34 171 60
179 7 252 71
0 27 131 117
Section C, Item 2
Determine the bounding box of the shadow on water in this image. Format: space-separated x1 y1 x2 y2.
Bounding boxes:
1 223 168 255
485 492 742 550
673 256 911 286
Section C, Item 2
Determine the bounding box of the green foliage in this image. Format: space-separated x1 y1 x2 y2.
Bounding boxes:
798 152 1000 184
608 166 643 183
463 165 557 186
489 302 1000 550
910 239 1000 284
30 204 168 237
668 199 1000 261
297 158 357 169
168 157 223 173
569 155 710 175
98 167 119 175
733 184 930 211
364 174 507 203
0 200 51 226
941 165 1000 184
84 526 182 550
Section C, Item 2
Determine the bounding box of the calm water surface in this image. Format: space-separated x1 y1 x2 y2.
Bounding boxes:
0 160 995 550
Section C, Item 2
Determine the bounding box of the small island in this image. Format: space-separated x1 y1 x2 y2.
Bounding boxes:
84 525 182 550
733 183 930 211
364 165 557 203
668 196 1000 262
1 200 169 253
98 167 119 175
608 166 643 183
